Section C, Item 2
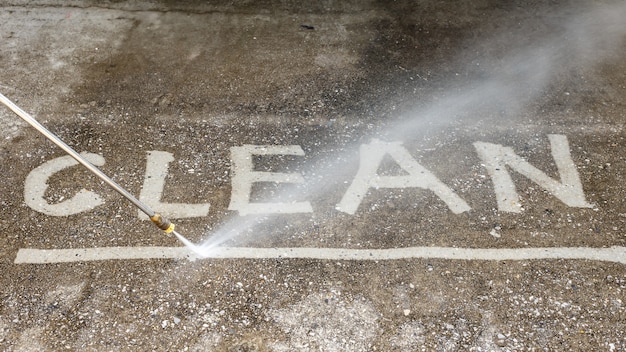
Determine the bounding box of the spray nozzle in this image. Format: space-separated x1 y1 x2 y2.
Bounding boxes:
150 213 175 233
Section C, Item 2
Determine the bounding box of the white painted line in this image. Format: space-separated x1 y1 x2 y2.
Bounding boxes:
14 247 193 264
14 246 626 264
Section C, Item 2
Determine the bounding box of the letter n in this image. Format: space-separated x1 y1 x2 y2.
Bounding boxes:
473 134 592 213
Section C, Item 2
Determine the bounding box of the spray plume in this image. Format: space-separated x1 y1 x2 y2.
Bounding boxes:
188 2 626 257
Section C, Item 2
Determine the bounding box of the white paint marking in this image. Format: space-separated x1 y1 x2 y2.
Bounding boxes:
138 151 210 219
14 246 626 264
337 139 471 214
228 145 313 215
24 153 105 216
474 134 592 213
489 229 501 238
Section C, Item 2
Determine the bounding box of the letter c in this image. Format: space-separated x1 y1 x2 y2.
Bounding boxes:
24 153 105 216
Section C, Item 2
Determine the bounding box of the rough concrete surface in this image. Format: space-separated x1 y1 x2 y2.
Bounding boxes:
0 0 625 351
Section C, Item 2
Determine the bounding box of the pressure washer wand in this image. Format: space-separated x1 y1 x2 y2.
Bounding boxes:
0 93 175 234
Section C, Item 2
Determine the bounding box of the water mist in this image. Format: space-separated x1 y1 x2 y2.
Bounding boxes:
185 2 626 258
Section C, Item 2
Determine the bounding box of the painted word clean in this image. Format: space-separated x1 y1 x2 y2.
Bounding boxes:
23 134 592 218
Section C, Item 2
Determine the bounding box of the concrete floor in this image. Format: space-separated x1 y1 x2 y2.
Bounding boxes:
0 1 625 350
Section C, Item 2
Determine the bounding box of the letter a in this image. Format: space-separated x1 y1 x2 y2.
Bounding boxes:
336 139 471 215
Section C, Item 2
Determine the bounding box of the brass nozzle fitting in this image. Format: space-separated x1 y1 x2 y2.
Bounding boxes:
150 213 175 233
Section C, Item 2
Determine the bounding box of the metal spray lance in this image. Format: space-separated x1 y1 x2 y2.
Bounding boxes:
0 92 177 235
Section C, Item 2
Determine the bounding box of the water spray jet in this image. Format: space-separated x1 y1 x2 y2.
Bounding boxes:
0 92 193 245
